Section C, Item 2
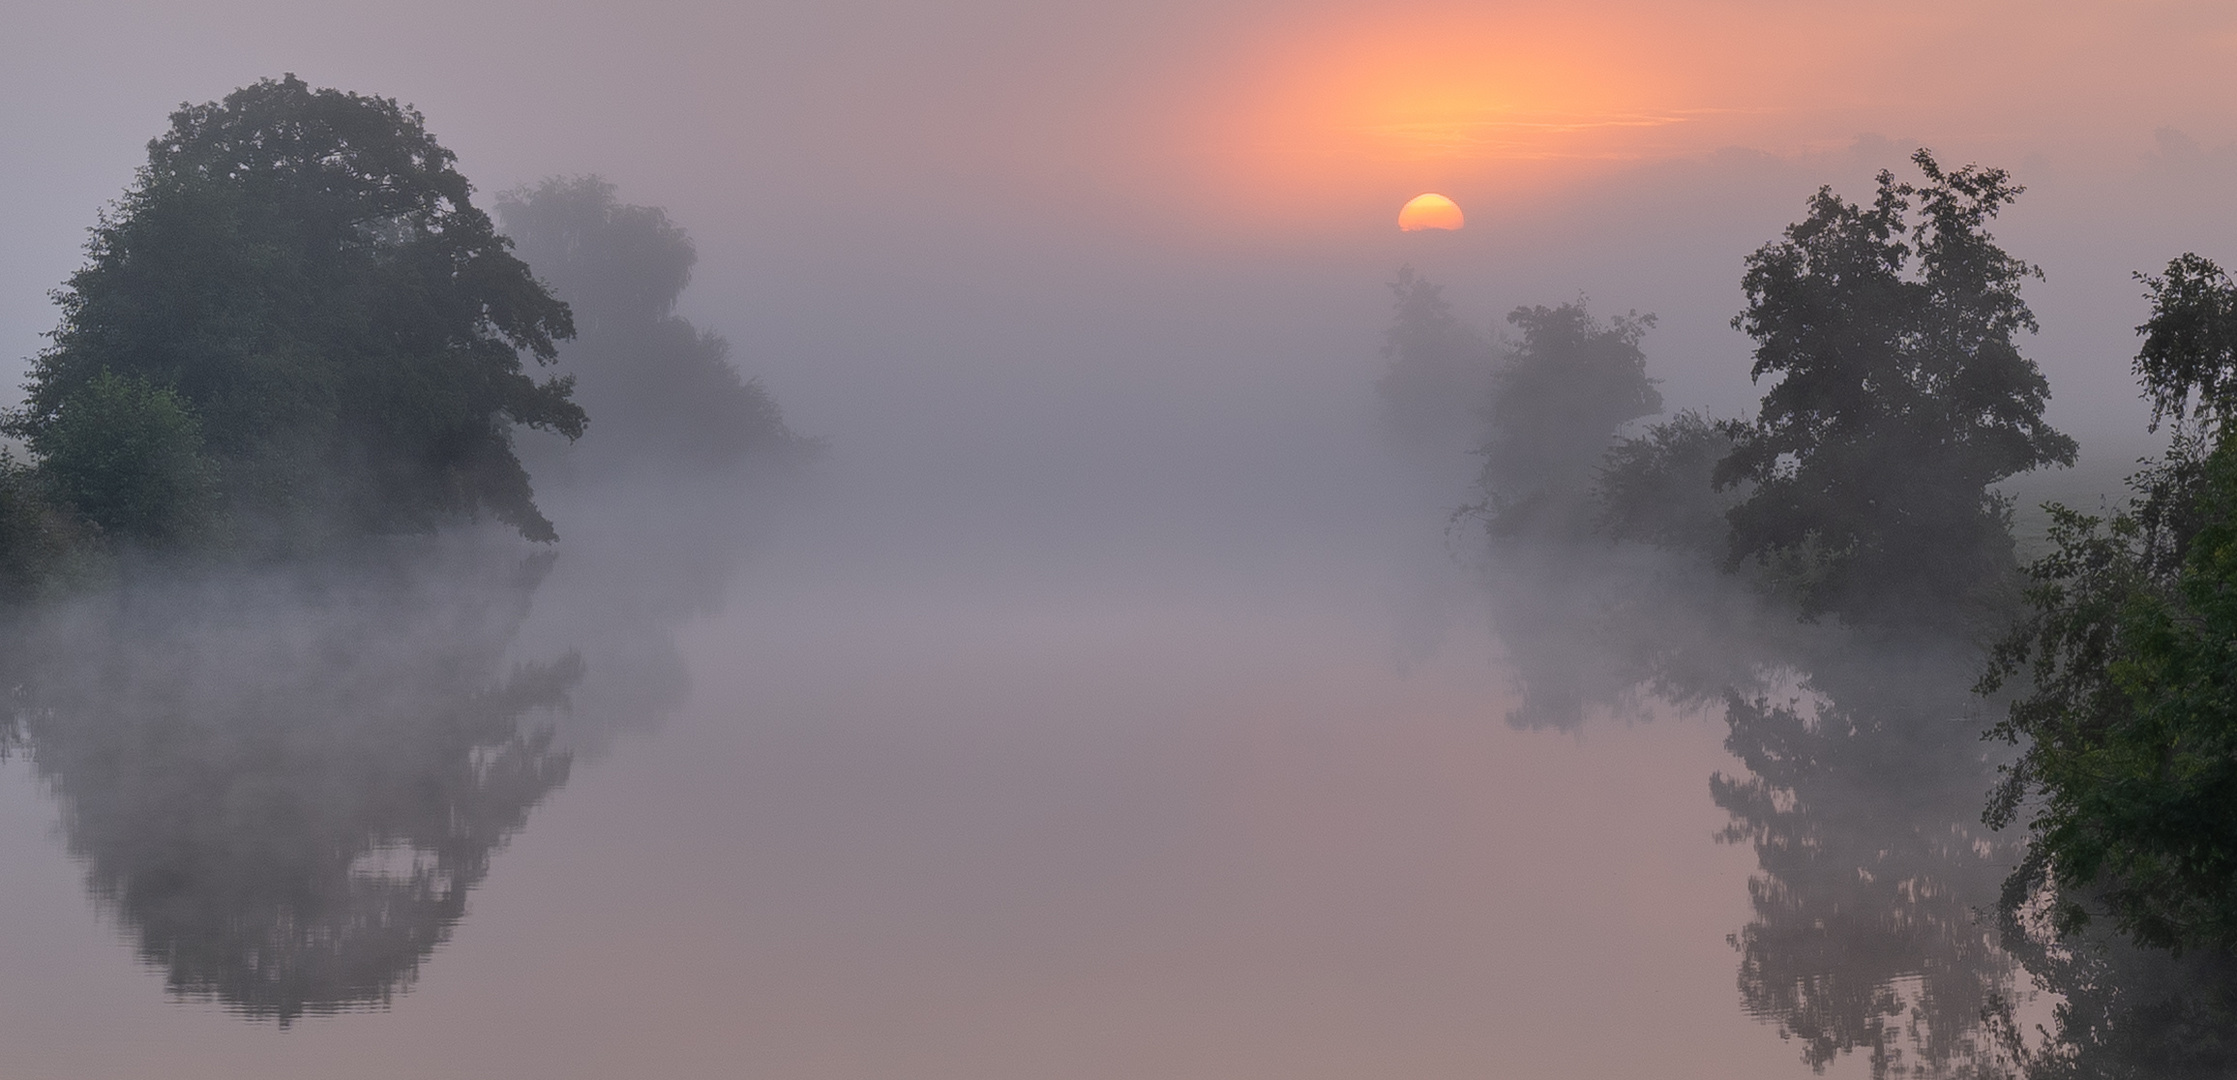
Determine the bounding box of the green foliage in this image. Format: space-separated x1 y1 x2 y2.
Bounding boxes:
1986 438 2237 953
0 451 86 602
2135 254 2237 431
19 75 585 548
1716 150 2076 623
28 370 214 545
1984 254 2237 956
495 176 808 475
1477 300 1662 536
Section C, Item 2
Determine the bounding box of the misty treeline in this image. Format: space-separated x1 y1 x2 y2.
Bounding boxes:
0 74 809 596
1380 149 2237 1073
1388 151 2070 630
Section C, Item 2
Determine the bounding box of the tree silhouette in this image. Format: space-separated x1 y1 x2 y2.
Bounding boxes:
14 75 584 549
1373 267 1500 464
1477 301 1661 538
1716 150 2074 625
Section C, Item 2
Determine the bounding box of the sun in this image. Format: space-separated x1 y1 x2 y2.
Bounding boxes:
1398 193 1464 231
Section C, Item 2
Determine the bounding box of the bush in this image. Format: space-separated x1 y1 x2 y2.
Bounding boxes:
26 370 214 546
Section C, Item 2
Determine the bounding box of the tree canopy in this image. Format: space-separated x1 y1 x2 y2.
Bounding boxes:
14 74 584 547
1715 150 2075 623
1985 254 2237 955
2134 253 2237 431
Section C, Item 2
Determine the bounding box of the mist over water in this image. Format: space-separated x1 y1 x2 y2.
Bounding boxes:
11 6 2237 1077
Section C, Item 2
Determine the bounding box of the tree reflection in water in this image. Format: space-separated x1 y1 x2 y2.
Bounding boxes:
1478 540 2020 1076
1988 876 2237 1077
1476 533 2237 1077
0 452 778 1022
0 541 576 1024
1712 654 2016 1079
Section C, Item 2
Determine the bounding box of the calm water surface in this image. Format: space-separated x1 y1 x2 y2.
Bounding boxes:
0 442 2021 1079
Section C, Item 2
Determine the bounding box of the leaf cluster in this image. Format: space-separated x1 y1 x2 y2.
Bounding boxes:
1595 409 1740 555
1985 255 2237 955
1986 439 2237 952
2136 254 2237 432
27 369 215 546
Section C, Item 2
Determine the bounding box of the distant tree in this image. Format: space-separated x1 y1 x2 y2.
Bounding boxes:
495 176 807 476
1715 150 2076 623
1476 300 1661 536
1373 267 1499 461
13 74 585 548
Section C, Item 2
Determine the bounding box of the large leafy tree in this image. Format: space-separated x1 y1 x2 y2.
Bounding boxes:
1984 254 2237 955
1714 150 2076 623
16 74 584 546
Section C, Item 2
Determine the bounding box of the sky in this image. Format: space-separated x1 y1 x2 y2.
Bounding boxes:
8 0 2237 523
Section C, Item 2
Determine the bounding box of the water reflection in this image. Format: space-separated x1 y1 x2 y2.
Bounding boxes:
1476 536 2025 1076
1479 540 1790 730
0 435 779 1020
0 544 574 1023
1713 659 2015 1078
1991 880 2237 1076
1472 514 2237 1078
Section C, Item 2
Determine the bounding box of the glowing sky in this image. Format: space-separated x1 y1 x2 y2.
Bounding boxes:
1162 0 2237 228
7 1 2237 257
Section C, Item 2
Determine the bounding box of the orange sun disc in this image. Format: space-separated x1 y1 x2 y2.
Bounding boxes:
1398 193 1465 231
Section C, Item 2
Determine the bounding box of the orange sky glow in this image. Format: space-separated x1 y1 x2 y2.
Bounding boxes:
1154 1 2237 233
